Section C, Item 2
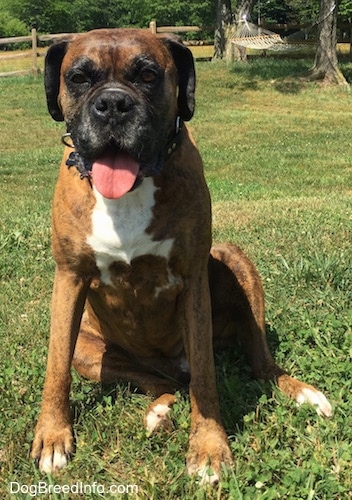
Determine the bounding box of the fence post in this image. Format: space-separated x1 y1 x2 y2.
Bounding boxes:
31 28 38 78
149 21 157 34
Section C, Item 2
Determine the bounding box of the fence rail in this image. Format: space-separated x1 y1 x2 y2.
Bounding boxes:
0 35 33 45
149 21 201 34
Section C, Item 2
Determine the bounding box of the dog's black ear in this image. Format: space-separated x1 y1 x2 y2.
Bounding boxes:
44 41 70 121
161 36 196 121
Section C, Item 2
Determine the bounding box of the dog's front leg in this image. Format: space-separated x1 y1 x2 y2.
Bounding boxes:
31 267 89 473
181 269 233 484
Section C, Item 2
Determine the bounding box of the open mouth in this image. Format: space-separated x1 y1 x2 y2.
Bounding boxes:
65 138 163 199
91 150 142 199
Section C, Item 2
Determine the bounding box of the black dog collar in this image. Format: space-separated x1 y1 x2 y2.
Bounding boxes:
63 117 184 181
65 151 92 180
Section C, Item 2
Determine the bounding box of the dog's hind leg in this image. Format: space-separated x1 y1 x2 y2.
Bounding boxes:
72 313 181 396
73 317 179 435
209 243 332 417
72 335 179 396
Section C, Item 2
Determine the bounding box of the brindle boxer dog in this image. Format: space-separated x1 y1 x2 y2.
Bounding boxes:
31 28 332 482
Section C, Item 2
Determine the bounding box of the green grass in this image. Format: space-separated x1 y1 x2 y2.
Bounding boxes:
1 57 352 499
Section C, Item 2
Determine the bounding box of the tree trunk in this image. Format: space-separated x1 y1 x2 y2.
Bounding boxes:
310 0 348 85
213 0 232 60
225 0 256 63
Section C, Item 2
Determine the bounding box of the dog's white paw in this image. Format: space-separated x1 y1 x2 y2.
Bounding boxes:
186 422 233 486
296 387 333 417
194 465 220 485
144 394 176 434
32 420 74 474
145 403 173 433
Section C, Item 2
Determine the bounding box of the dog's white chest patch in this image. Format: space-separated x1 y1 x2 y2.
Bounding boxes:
87 178 174 285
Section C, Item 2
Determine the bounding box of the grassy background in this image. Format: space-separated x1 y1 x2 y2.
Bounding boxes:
0 54 351 499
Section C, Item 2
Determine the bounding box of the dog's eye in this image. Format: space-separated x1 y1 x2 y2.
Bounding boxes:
70 72 89 85
140 68 158 84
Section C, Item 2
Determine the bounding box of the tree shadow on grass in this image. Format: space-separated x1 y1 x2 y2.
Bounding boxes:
228 56 313 94
273 79 307 94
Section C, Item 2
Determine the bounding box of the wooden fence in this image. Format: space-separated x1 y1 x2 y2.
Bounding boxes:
0 29 77 78
0 23 202 79
0 29 37 77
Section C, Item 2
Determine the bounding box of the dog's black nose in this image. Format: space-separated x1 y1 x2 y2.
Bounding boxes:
92 89 134 122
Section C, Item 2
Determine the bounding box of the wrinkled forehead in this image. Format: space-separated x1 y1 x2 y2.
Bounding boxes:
62 29 172 73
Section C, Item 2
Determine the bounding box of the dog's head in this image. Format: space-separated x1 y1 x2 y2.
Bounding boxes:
45 28 196 197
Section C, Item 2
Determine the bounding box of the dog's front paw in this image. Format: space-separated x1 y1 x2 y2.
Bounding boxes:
31 418 74 473
187 421 233 484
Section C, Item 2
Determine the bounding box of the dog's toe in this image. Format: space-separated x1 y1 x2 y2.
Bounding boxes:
296 387 333 417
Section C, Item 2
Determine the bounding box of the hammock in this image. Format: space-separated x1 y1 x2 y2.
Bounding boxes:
231 3 336 51
231 20 288 50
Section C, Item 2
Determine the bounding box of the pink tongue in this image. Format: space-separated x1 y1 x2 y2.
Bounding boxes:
92 152 140 199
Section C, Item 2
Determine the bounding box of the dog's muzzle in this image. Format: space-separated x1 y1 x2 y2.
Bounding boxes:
63 116 184 184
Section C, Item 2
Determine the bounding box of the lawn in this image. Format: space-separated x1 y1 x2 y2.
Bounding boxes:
0 53 351 499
